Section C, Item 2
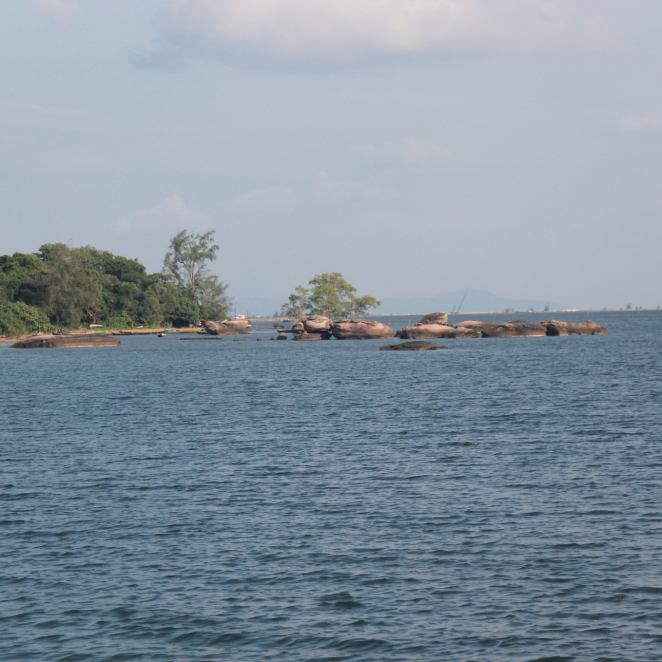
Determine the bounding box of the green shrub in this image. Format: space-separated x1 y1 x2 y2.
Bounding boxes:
0 302 54 336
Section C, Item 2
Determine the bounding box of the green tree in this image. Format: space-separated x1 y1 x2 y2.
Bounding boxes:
24 244 102 328
0 302 53 336
282 272 380 319
163 229 231 321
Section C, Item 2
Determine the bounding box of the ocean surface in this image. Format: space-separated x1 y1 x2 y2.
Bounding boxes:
1 311 662 661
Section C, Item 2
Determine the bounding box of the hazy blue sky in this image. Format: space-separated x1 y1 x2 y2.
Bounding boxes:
1 1 661 309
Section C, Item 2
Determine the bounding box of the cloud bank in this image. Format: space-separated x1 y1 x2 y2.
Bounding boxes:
151 0 627 68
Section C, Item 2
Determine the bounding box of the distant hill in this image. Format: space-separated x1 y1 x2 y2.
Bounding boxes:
375 288 566 315
232 289 566 317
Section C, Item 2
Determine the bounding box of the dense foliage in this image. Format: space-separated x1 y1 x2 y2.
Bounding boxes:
281 272 380 319
0 231 231 335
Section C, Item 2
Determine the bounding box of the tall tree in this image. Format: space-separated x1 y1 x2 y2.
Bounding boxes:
163 230 231 321
281 272 380 319
163 230 219 297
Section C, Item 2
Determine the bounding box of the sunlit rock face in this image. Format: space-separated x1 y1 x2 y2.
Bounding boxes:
542 320 608 336
202 319 252 335
417 312 449 326
292 315 333 340
397 324 478 339
331 319 394 340
481 323 547 338
454 320 498 334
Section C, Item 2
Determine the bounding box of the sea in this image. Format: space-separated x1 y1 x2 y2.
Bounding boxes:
1 311 661 661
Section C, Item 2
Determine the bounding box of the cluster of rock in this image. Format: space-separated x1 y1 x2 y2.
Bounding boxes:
395 314 607 339
202 313 608 341
291 315 395 340
202 319 252 335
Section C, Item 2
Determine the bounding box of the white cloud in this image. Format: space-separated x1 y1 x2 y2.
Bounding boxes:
151 0 626 68
118 196 208 234
229 186 296 213
621 114 662 131
314 172 381 204
369 138 455 163
30 0 80 24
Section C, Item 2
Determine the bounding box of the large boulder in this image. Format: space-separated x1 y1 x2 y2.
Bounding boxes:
542 320 608 336
331 319 394 340
454 320 498 334
481 323 547 338
11 335 122 348
292 315 333 340
417 312 449 326
202 319 252 335
397 324 478 339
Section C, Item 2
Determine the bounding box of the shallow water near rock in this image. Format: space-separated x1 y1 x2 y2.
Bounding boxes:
1 311 662 661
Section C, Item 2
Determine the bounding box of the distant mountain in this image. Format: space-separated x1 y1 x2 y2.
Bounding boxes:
375 288 566 315
232 288 566 317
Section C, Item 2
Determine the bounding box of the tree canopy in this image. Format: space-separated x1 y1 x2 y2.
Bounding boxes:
281 272 380 319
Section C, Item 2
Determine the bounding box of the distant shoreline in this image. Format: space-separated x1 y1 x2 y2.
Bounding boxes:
251 309 660 321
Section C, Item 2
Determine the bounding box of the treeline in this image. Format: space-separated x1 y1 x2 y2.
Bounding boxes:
0 231 231 335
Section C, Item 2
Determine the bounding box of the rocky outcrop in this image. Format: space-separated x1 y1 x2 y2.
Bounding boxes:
202 319 252 335
11 335 122 348
276 332 288 340
481 323 547 338
380 341 449 351
418 312 449 326
292 315 333 340
454 320 498 334
542 320 608 336
397 324 478 339
331 319 394 340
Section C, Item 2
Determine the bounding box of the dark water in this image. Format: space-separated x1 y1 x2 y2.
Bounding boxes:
2 311 662 661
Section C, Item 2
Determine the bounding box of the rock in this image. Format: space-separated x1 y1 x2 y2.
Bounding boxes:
542 320 608 336
233 338 249 342
292 315 333 340
257 338 266 341
454 320 498 334
11 335 122 349
417 312 449 326
276 332 288 340
331 319 394 340
481 323 547 338
293 332 331 341
380 341 449 351
397 324 478 339
202 319 251 335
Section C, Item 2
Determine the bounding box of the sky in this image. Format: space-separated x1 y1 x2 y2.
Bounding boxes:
1 0 661 310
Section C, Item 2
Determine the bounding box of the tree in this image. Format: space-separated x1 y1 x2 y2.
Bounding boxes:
163 230 231 321
25 244 102 328
163 230 219 297
281 272 380 319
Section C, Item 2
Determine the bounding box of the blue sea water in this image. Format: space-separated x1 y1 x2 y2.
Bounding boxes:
1 311 662 661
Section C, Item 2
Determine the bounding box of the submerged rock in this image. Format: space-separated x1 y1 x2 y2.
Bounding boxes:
542 320 608 336
331 319 394 340
11 335 122 349
202 319 252 335
380 341 449 351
